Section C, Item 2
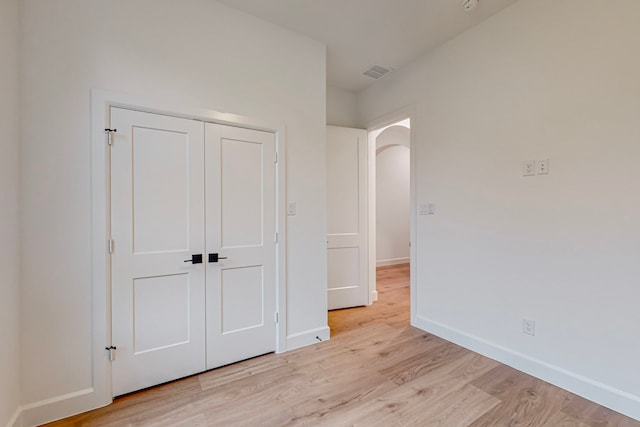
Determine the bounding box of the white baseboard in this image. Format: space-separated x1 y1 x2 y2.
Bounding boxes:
413 315 640 422
376 257 409 267
17 388 110 427
6 406 22 427
286 326 330 351
370 290 378 303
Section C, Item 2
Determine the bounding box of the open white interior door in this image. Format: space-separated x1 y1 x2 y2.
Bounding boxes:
327 126 369 310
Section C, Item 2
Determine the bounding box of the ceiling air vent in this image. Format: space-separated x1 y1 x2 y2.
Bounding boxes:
363 65 393 79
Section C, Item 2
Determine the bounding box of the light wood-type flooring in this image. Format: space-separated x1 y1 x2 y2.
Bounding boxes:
46 263 639 426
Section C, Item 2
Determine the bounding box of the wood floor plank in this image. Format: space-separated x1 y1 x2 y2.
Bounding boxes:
197 353 294 392
406 384 499 427
377 340 468 386
561 394 640 427
283 371 397 425
138 412 208 427
306 353 499 427
543 412 592 427
469 373 573 426
45 263 640 427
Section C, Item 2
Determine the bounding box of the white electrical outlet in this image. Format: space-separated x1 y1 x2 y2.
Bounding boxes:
522 319 536 336
523 160 535 177
537 159 549 175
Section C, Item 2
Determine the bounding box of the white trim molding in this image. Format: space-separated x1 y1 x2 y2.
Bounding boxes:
376 257 410 267
413 315 640 422
18 388 109 427
286 327 331 351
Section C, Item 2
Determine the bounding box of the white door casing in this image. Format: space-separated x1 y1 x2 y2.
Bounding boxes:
326 126 369 310
110 108 277 395
205 123 276 369
110 108 206 396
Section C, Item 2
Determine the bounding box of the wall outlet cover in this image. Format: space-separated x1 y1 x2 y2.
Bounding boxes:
523 160 535 177
522 318 536 336
537 159 549 175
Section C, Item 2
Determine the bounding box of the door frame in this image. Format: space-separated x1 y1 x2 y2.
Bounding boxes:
364 105 417 325
90 90 288 403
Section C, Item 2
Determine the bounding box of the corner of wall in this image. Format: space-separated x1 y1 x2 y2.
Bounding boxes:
326 86 359 128
0 0 22 424
5 407 23 427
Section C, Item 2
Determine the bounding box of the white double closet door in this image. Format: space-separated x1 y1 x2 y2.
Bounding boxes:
110 108 276 396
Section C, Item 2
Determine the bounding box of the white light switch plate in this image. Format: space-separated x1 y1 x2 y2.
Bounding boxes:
419 204 436 215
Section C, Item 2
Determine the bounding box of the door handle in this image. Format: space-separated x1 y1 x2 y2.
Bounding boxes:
184 254 203 264
208 253 228 263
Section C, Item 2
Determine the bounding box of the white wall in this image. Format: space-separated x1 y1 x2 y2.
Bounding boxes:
327 86 359 128
376 126 410 265
19 0 326 423
358 0 640 419
0 0 21 425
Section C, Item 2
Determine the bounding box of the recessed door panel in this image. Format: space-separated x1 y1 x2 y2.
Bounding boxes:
221 139 263 248
133 274 190 353
133 127 189 254
222 266 264 334
328 133 360 235
327 247 359 290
